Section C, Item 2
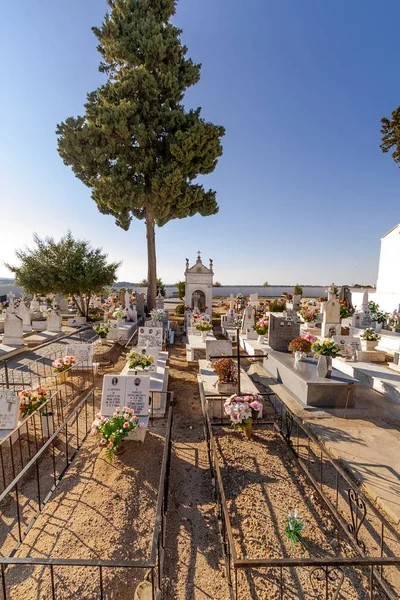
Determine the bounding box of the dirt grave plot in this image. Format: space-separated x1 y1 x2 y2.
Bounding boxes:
215 426 386 599
3 420 168 599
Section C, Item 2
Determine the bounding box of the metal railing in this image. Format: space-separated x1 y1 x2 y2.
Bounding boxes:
200 387 400 599
0 392 174 599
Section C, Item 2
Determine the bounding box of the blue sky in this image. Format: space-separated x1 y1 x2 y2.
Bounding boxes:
2 0 399 285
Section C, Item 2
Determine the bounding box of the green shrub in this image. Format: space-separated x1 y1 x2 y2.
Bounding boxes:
175 304 185 315
268 299 287 312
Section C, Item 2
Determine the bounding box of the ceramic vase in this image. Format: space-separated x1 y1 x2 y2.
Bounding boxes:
58 371 69 384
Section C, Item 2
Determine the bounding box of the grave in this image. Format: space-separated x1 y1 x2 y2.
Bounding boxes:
333 335 361 359
156 292 164 310
17 302 32 333
68 316 87 327
30 295 40 312
65 343 97 371
320 283 341 338
293 294 301 311
0 389 19 433
121 352 169 417
136 293 145 320
55 295 69 311
138 326 163 348
241 304 256 336
351 291 373 329
263 351 356 408
186 331 216 362
2 312 24 347
205 339 232 361
47 310 62 333
267 314 300 352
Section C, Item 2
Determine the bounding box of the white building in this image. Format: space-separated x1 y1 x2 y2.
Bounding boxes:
184 252 213 316
374 223 400 312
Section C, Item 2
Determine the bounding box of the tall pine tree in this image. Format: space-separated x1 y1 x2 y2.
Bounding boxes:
57 0 224 310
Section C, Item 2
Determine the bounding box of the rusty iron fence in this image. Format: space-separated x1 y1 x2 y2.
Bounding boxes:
200 385 400 599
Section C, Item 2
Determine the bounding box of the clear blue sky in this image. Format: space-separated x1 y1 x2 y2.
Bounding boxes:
2 0 399 285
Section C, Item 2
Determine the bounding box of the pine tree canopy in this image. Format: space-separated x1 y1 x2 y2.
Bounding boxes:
56 0 225 230
381 106 400 166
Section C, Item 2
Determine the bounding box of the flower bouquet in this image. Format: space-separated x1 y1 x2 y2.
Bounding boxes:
288 337 312 367
52 356 77 383
113 308 126 322
253 318 268 342
91 407 140 461
284 509 306 545
311 340 341 379
224 395 263 439
19 387 48 418
299 306 319 326
93 323 110 341
126 350 154 371
214 358 238 394
195 321 213 340
149 308 165 322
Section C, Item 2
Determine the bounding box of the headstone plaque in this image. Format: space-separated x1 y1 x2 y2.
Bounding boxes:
0 390 19 430
268 314 300 352
65 343 93 367
206 339 232 361
125 375 150 416
333 336 361 357
138 326 163 348
135 346 160 371
101 375 127 415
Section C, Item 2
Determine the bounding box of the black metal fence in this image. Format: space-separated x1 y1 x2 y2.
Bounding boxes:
0 391 174 599
200 386 400 599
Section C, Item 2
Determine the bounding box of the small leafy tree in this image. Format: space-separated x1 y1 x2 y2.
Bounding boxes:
56 0 225 310
381 107 400 166
294 284 303 296
5 232 120 317
176 281 185 301
140 277 166 296
213 281 222 287
263 281 269 287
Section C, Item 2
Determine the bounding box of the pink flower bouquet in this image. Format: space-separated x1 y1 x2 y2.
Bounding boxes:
52 356 77 373
91 406 139 461
224 395 263 438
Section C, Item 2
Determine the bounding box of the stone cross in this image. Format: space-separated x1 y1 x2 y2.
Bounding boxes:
7 292 15 314
229 294 235 312
197 250 201 262
185 258 189 270
327 283 336 301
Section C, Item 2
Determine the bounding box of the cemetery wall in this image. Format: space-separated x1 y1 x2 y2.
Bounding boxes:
125 285 329 298
0 285 23 300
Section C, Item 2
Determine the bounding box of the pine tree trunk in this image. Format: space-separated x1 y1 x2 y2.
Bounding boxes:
145 206 157 313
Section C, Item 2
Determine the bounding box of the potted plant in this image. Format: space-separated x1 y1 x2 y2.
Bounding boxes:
299 306 319 328
91 407 140 461
213 358 238 394
113 308 126 325
149 308 165 323
253 318 268 344
224 395 263 439
288 337 312 366
311 340 342 378
195 321 213 341
339 302 352 320
372 310 389 333
93 322 111 344
284 509 306 545
293 284 303 308
126 350 154 372
360 328 381 351
52 356 76 383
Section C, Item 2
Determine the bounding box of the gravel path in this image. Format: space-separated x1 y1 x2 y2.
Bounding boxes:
162 343 229 599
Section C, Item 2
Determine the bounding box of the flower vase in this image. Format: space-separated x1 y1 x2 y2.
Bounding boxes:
375 322 383 333
41 412 54 438
317 355 333 379
294 351 308 369
242 419 253 439
201 331 207 342
257 335 265 345
58 371 69 384
114 443 125 456
306 321 316 329
362 340 378 351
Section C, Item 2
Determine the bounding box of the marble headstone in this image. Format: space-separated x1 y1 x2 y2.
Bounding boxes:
17 302 32 332
138 326 163 348
333 335 361 358
3 313 24 346
206 339 232 361
0 390 19 430
125 375 150 416
268 314 300 352
101 375 127 415
65 343 93 367
47 310 62 333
